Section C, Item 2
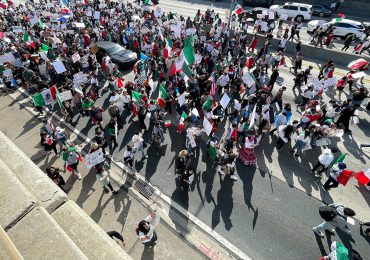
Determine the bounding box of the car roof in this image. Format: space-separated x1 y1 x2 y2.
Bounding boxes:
284 2 312 7
96 41 117 50
331 18 363 25
252 7 268 11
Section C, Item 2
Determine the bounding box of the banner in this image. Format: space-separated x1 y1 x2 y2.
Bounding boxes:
85 148 105 169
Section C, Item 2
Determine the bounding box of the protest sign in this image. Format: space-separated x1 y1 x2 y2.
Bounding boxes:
60 90 73 101
74 22 85 28
12 26 23 33
178 92 186 107
3 69 13 81
140 27 150 34
85 148 105 169
220 93 230 109
39 51 50 62
72 52 81 63
352 71 366 79
203 117 213 136
194 54 202 64
94 11 100 20
73 72 88 85
51 37 62 44
211 48 219 57
242 73 256 87
324 77 337 88
0 52 15 64
52 60 66 74
30 17 39 25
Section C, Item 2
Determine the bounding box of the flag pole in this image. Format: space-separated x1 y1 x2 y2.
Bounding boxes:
228 0 234 30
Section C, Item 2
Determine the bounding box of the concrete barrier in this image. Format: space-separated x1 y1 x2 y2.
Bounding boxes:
0 131 67 213
52 201 130 260
7 207 88 260
0 130 132 260
248 33 370 66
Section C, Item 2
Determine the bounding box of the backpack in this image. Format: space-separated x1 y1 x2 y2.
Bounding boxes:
319 205 337 221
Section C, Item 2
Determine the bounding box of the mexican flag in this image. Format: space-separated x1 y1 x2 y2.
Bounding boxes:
164 36 173 59
131 91 143 102
354 169 370 185
165 120 171 127
182 35 195 65
157 84 168 107
23 30 29 42
322 241 348 260
181 62 192 80
232 1 245 15
203 97 212 111
32 86 57 106
116 78 124 88
177 112 188 132
337 170 354 186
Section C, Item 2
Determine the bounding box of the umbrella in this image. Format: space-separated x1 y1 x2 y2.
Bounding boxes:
348 58 369 70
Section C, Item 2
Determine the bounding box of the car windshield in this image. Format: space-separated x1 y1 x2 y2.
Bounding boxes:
106 44 125 55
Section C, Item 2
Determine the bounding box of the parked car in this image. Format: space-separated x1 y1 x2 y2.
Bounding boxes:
307 18 365 38
243 0 274 8
269 2 312 21
311 4 332 17
243 7 275 22
95 41 138 70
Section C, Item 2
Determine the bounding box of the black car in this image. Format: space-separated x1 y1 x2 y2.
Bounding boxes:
311 4 332 17
95 41 138 70
243 0 274 8
243 7 275 22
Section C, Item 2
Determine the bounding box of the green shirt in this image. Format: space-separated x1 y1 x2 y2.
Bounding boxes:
82 100 94 109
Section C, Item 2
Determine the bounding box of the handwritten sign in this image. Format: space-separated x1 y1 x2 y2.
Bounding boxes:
85 148 105 169
52 60 66 74
60 90 73 101
72 52 81 63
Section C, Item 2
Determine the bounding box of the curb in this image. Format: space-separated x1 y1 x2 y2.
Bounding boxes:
7 88 251 260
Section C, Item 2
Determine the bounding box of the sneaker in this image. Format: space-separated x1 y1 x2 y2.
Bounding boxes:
142 155 148 160
312 228 324 238
77 172 82 180
218 169 225 175
230 175 238 181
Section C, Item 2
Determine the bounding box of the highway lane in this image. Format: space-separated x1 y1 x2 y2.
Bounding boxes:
33 60 368 259
132 0 369 55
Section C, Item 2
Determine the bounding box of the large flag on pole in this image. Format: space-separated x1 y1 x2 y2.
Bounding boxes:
232 1 245 15
164 36 173 59
182 35 195 65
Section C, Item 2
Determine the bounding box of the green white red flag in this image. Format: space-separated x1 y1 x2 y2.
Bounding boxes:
232 1 245 15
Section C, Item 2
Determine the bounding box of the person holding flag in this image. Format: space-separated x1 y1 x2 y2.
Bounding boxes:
62 146 82 180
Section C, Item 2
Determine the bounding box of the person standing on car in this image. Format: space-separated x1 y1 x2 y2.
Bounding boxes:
313 203 355 238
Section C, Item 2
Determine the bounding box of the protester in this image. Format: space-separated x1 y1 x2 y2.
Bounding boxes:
46 167 66 193
96 166 118 195
313 203 355 238
136 210 160 246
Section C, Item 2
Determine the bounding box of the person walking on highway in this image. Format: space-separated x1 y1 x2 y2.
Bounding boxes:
46 167 66 193
342 34 355 51
136 210 160 246
132 131 148 161
310 148 338 176
95 167 118 195
313 203 355 238
62 146 82 180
